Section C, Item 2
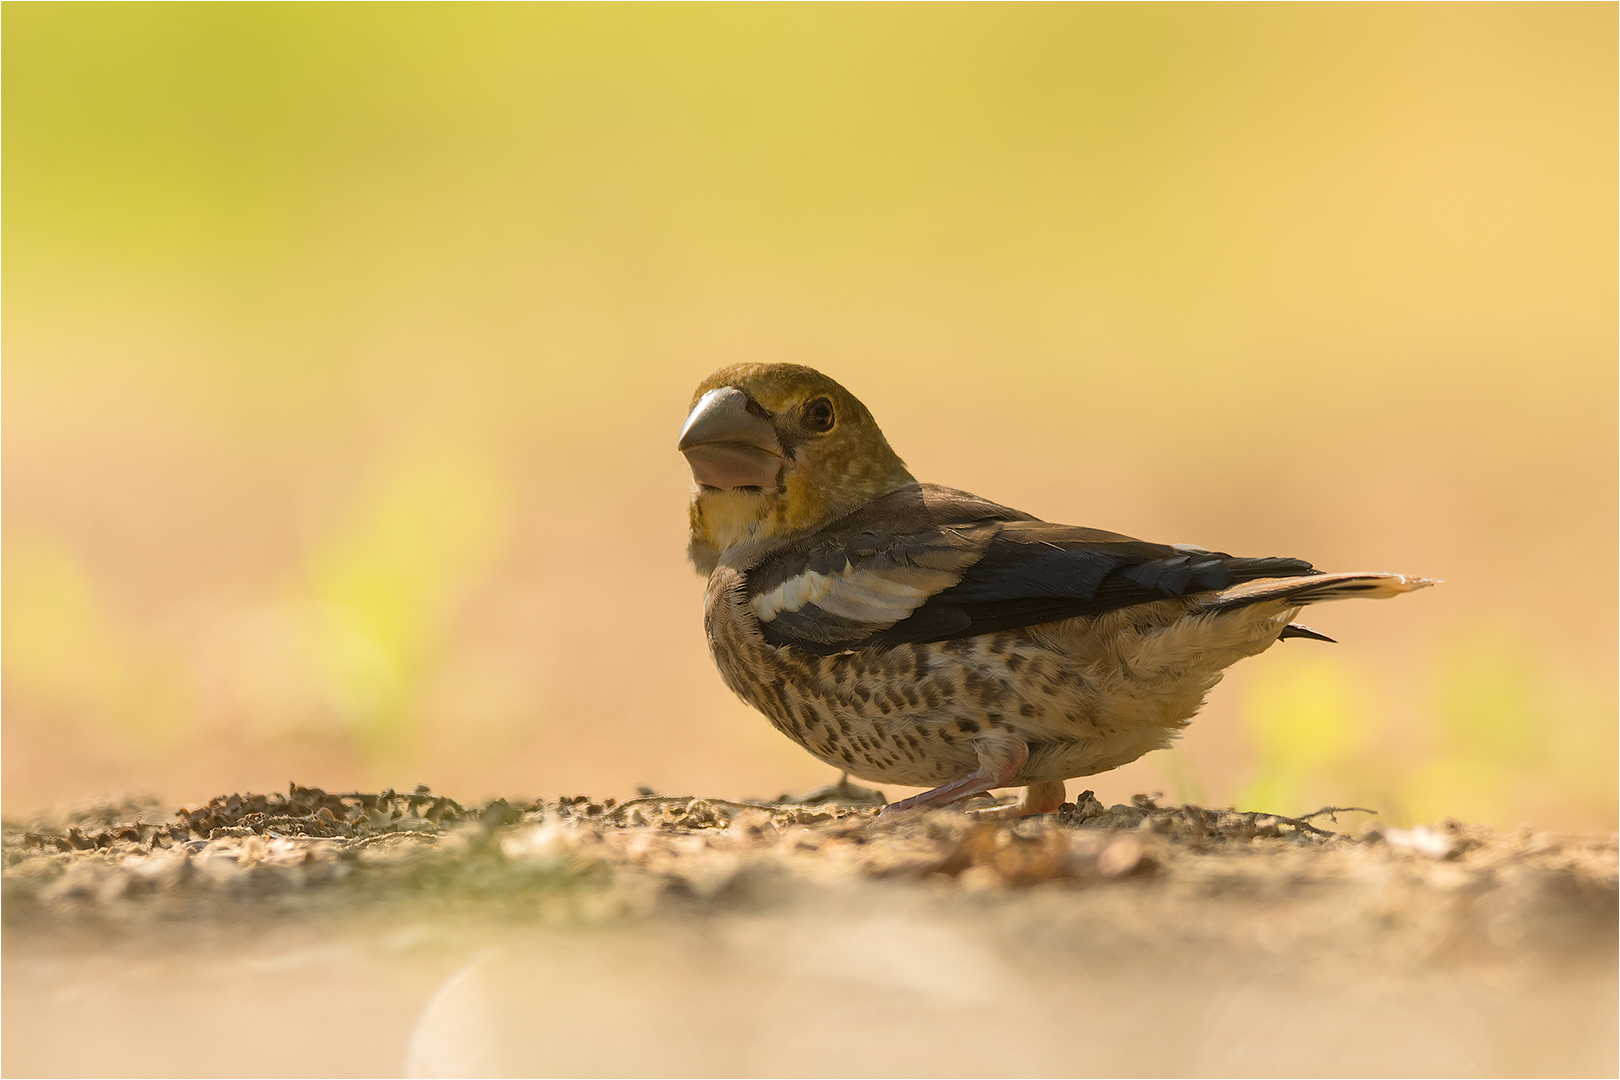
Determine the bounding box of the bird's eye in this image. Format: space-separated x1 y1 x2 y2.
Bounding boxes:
803 397 836 433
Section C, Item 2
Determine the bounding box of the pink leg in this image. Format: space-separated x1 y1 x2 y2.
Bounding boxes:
880 735 1029 816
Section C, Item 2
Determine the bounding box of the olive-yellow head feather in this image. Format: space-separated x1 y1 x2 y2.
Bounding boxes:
678 363 914 573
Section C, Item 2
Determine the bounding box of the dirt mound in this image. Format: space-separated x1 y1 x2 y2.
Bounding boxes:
5 784 1614 961
5 785 1616 1076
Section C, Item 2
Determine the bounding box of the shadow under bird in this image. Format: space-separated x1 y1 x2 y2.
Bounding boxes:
678 363 1434 815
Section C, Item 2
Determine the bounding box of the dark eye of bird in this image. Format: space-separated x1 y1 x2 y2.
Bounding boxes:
804 397 835 433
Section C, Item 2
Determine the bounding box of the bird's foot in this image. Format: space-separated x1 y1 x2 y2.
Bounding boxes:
1018 780 1067 816
880 776 996 817
878 736 1029 818
961 781 1067 820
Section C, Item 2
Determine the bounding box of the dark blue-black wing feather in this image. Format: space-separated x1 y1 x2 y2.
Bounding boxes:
744 483 1319 654
863 526 1316 646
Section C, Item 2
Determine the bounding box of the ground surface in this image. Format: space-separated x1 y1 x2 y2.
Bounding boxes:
4 785 1616 1077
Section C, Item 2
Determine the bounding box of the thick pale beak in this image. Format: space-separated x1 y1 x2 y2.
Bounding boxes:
678 387 785 489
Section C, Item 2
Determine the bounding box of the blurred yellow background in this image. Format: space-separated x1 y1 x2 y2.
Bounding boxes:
4 4 1614 830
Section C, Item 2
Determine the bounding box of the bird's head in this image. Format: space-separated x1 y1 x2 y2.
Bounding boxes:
679 363 914 573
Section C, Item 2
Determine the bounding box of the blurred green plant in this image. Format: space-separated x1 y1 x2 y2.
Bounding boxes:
306 453 511 754
1404 632 1615 828
1236 631 1617 828
1238 654 1370 814
2 530 194 745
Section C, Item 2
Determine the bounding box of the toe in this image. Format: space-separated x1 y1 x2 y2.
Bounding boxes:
1017 780 1066 816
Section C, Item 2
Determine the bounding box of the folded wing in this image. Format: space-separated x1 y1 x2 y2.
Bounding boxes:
745 484 1320 655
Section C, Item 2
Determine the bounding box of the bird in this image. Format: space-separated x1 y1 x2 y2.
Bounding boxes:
677 363 1434 816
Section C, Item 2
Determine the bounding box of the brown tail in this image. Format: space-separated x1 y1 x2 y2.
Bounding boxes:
1200 571 1438 612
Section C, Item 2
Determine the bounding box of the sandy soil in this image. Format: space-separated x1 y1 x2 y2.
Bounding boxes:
4 785 1616 1077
